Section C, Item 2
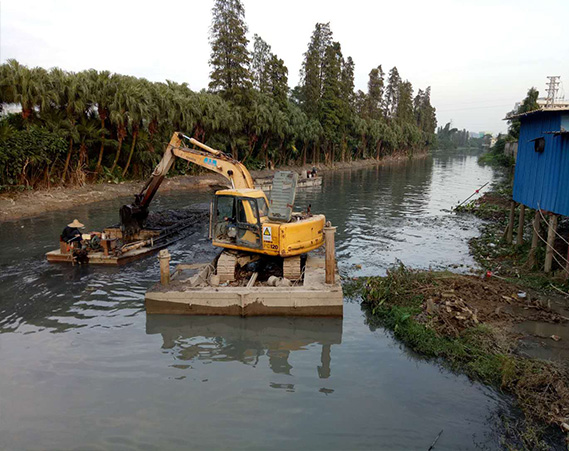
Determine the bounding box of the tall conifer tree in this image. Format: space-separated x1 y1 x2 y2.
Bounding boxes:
209 0 252 103
299 23 332 119
384 66 401 119
251 34 272 93
366 65 384 120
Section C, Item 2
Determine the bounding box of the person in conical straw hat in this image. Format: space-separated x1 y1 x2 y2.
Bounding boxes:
61 219 85 244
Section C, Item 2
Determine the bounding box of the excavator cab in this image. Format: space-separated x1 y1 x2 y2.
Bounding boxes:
212 191 268 250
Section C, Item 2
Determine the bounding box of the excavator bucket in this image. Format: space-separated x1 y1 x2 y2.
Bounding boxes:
119 198 148 240
268 171 298 222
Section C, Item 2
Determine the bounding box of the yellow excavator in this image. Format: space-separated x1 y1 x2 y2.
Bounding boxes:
120 132 325 281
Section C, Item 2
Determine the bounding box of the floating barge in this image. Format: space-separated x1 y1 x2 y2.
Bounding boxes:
145 254 343 317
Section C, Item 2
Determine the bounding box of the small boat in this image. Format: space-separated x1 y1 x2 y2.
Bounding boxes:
46 208 207 266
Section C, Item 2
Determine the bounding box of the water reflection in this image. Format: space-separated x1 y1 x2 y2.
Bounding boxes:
146 315 342 380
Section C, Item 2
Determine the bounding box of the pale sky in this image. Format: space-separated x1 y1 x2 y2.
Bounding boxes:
1 0 568 134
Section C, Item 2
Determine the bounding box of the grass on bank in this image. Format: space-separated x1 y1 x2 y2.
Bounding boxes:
351 265 569 449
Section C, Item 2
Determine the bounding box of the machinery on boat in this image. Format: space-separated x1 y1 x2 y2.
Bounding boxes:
120 132 326 281
45 208 207 266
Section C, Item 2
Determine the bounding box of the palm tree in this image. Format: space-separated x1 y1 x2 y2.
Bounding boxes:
49 68 89 183
242 92 271 161
76 114 100 183
109 76 131 173
164 81 198 135
87 70 117 174
143 81 166 153
122 81 149 176
2 60 47 125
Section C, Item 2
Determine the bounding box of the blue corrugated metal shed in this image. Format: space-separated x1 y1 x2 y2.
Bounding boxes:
512 109 569 216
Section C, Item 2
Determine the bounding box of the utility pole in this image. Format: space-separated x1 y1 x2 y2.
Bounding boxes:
545 76 560 107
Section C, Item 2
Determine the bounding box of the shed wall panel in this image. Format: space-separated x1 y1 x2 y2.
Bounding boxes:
513 112 569 215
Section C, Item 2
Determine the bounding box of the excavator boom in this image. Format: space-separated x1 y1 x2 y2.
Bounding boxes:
120 133 255 237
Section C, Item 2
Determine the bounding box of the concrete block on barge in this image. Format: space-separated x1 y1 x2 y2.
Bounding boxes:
145 255 343 317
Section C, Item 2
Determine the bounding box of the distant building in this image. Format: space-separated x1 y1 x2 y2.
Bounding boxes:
510 108 569 215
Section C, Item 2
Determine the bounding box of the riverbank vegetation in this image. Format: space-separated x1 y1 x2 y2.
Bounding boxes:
355 265 568 449
435 122 488 151
0 0 436 192
478 87 540 168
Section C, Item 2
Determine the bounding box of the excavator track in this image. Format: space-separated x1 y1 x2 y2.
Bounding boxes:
283 256 302 281
217 250 237 283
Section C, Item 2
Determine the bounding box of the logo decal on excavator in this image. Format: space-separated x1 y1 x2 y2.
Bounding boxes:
204 157 217 167
262 226 272 242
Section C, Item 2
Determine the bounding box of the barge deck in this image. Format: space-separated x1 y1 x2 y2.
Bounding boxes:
145 255 343 317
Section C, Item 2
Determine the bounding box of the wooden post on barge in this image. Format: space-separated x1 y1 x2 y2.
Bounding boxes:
517 204 525 245
526 210 541 269
544 213 558 273
159 249 171 285
324 222 337 285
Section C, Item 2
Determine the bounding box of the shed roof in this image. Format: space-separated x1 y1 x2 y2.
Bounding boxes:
505 106 569 120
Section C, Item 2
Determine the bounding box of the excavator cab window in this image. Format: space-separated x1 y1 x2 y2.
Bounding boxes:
213 195 262 249
257 197 269 218
213 195 237 243
235 198 262 249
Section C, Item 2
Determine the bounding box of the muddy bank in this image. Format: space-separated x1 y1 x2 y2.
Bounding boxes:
355 266 569 449
0 152 422 223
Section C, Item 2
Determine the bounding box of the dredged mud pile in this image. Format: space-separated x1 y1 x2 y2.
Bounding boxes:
143 206 209 230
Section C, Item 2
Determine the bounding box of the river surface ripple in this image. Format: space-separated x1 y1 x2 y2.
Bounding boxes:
0 151 510 450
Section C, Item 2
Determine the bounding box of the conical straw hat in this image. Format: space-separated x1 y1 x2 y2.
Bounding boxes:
67 219 85 228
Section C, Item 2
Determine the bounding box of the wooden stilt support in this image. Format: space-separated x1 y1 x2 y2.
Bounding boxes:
506 200 516 244
159 249 171 285
517 204 525 245
324 222 337 285
527 210 541 268
565 235 569 279
544 214 557 273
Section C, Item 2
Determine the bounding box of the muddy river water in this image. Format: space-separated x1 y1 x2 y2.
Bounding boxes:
0 151 510 450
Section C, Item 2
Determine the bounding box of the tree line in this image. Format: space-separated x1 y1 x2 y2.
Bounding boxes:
436 122 489 150
0 0 436 190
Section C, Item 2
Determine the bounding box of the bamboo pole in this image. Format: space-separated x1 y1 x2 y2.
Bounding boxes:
506 200 516 244
517 204 526 245
544 214 558 273
324 222 337 285
565 235 569 279
527 210 541 268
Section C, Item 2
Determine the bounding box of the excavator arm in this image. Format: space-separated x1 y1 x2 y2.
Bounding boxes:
120 132 255 238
